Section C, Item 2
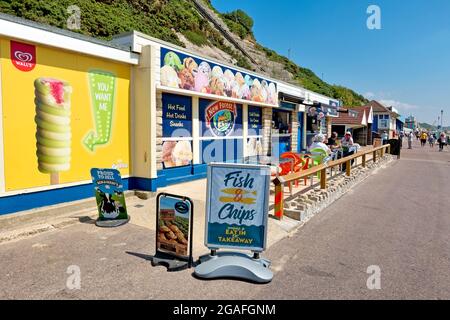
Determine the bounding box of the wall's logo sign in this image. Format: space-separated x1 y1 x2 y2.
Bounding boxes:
205 101 236 137
10 41 36 72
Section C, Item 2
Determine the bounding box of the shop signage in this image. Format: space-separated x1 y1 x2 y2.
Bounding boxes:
205 101 237 137
160 47 278 106
162 93 192 138
248 106 262 136
161 94 193 169
10 40 36 72
205 163 270 251
153 193 194 271
91 168 128 221
279 101 296 111
307 104 338 118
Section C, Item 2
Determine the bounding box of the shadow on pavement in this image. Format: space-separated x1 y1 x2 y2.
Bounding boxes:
78 216 97 224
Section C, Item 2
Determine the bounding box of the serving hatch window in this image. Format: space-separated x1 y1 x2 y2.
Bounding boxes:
272 109 291 134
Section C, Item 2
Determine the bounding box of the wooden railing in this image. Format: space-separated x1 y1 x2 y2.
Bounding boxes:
273 144 391 219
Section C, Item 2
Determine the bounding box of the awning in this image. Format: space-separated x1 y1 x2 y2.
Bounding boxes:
278 92 304 105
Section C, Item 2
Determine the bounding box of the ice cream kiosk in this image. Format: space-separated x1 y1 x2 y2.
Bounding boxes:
113 31 281 190
0 14 339 215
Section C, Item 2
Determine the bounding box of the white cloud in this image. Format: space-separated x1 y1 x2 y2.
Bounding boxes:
379 99 419 111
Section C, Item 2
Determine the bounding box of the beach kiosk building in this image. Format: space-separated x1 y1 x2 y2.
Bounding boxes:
112 31 340 190
0 14 339 215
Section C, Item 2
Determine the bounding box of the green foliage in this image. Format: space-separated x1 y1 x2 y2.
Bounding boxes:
221 9 254 40
331 86 367 106
222 9 253 32
0 0 213 47
182 30 208 47
222 18 249 39
254 44 367 106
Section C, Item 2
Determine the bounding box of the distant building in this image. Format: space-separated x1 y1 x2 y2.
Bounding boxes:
331 105 374 145
405 116 418 130
369 100 401 139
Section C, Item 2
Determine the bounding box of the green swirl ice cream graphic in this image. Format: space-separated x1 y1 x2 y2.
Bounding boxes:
83 70 117 152
34 78 72 176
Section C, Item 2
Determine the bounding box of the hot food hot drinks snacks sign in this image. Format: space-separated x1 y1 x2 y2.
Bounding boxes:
206 164 270 251
159 47 278 106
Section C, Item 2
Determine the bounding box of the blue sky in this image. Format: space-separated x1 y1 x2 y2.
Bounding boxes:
212 0 450 125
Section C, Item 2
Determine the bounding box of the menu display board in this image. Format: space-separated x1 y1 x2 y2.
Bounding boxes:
157 194 193 259
205 163 270 252
161 93 193 169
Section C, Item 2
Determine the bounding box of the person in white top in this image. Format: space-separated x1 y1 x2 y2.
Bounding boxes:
438 132 447 152
407 132 414 149
308 134 331 155
341 132 354 149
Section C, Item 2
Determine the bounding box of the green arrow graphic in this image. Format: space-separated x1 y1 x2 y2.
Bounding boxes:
83 70 117 152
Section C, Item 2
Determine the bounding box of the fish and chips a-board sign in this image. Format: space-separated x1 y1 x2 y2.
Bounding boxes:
195 163 273 283
205 163 270 251
153 193 194 271
91 168 129 227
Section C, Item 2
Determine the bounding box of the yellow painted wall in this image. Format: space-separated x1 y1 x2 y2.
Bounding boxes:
0 38 131 191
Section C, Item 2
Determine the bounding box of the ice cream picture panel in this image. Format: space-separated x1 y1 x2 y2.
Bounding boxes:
0 39 130 191
160 47 278 106
34 78 72 185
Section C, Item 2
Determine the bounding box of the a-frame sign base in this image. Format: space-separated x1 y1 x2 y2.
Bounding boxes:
195 251 273 284
151 251 191 272
95 216 130 228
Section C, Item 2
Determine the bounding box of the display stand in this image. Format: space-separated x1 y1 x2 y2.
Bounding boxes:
95 216 130 228
91 168 130 229
195 250 273 284
151 193 194 272
151 251 192 272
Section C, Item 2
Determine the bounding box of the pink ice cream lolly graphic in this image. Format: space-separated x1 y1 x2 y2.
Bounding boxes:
34 77 72 185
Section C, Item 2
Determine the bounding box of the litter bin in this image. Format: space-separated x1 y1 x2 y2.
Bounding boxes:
388 139 401 159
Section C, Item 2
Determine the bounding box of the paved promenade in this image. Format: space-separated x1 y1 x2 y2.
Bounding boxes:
0 140 448 299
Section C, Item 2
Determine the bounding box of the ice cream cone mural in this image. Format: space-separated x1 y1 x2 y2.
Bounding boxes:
34 78 72 185
83 70 117 152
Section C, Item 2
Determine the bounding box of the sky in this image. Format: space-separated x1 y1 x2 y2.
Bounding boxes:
211 0 450 126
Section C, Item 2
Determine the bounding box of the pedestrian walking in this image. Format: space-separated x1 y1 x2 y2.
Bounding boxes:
420 131 428 147
407 132 413 149
438 132 447 152
428 134 435 148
